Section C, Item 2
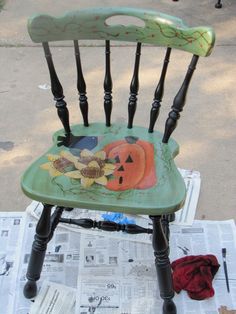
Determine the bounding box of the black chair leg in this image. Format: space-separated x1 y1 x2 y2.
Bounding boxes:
150 215 176 314
23 203 53 299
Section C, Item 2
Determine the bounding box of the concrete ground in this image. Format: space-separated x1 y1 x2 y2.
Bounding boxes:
0 0 235 220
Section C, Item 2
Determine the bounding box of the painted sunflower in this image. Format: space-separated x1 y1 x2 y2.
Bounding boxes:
40 152 76 177
65 149 116 188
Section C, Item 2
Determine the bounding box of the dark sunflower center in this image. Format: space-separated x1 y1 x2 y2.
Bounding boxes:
81 167 104 179
53 158 75 173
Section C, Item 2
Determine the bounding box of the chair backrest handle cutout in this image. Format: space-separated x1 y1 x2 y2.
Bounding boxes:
105 15 145 28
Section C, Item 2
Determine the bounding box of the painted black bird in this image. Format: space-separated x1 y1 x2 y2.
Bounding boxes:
57 134 102 156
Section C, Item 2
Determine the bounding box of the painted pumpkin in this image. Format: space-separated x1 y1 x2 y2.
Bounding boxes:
103 136 157 191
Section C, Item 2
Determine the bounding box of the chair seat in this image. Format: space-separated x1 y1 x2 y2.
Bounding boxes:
21 123 186 215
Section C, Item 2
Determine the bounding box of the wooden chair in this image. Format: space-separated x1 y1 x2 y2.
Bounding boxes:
22 7 215 313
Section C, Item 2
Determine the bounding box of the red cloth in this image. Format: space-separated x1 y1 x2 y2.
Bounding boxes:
171 255 220 300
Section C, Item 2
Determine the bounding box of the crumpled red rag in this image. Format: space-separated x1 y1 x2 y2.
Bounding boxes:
171 255 220 300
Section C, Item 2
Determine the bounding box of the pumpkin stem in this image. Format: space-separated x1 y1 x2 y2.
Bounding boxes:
125 136 139 144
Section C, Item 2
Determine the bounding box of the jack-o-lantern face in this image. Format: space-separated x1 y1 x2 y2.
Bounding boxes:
103 136 157 191
106 142 146 191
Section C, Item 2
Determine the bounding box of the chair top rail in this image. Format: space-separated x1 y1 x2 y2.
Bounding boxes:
28 7 215 57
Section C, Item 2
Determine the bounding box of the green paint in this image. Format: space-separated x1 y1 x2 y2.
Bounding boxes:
28 7 215 57
21 123 186 215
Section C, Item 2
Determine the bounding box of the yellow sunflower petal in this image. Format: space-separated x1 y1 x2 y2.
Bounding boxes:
40 162 62 177
60 151 78 163
104 163 116 170
88 161 100 168
103 163 116 175
74 161 87 170
95 176 107 186
65 171 82 179
81 177 94 188
47 154 60 162
49 169 62 177
94 150 106 160
40 162 53 170
80 149 93 157
104 168 114 176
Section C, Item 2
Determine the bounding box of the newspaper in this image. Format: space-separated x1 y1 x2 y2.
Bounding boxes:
29 281 76 314
12 213 81 314
173 169 201 226
0 212 25 314
0 211 82 314
26 169 201 244
75 220 236 314
2 210 236 314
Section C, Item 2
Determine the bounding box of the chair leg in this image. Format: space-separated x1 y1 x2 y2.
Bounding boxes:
23 203 53 299
150 215 176 314
162 213 175 242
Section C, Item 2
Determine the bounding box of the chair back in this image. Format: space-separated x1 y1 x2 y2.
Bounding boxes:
28 7 215 143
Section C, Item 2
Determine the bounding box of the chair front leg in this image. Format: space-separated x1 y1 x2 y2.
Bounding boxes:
23 203 53 299
150 215 176 314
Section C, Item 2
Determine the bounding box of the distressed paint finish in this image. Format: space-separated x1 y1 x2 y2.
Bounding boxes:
28 7 215 57
21 123 186 215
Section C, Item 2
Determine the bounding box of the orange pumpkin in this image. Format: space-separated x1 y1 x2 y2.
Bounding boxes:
134 139 157 189
103 136 157 191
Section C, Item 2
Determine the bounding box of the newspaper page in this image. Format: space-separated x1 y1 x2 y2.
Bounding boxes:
29 281 76 314
76 220 236 314
2 211 235 314
174 169 201 225
0 212 25 314
12 213 81 314
26 169 201 244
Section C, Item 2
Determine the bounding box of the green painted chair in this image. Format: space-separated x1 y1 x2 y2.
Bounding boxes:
22 7 215 313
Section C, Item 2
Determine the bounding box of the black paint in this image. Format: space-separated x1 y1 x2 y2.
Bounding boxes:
150 215 176 314
128 42 142 129
42 42 71 135
149 48 171 133
24 204 53 299
74 40 89 126
104 40 113 126
60 217 153 234
162 54 199 143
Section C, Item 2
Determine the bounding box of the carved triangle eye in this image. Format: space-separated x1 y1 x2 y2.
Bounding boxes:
125 155 133 163
115 155 120 163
